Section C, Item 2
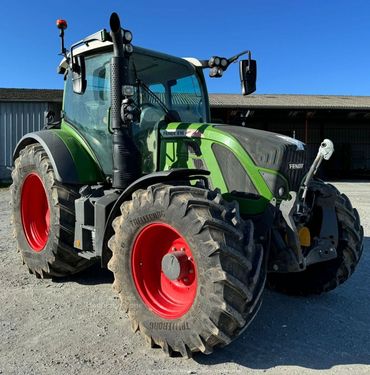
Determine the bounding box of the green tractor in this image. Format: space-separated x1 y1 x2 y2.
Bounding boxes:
11 13 363 356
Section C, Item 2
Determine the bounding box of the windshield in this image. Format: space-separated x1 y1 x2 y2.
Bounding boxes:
129 49 208 172
63 47 208 175
129 49 207 122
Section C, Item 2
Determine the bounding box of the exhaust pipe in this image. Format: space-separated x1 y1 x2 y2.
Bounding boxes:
110 12 141 189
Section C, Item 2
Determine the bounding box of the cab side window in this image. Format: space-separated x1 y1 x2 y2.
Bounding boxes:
63 52 113 175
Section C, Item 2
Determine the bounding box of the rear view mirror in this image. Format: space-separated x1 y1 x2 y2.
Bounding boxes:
45 110 55 124
240 59 257 95
72 55 87 95
44 110 61 129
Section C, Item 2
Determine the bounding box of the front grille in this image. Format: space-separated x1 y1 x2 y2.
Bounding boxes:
280 146 308 191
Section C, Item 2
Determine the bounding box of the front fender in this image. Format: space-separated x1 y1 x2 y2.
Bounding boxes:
99 168 210 266
13 130 104 184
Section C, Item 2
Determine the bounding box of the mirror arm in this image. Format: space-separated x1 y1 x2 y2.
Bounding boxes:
228 50 251 64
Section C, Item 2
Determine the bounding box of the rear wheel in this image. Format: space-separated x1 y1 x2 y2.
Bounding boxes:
11 144 94 278
268 181 364 295
108 184 265 356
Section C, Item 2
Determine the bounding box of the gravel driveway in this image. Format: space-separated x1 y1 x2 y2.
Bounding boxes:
0 182 369 375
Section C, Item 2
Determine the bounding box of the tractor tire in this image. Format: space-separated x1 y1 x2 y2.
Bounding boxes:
268 181 364 295
108 184 265 357
11 143 94 278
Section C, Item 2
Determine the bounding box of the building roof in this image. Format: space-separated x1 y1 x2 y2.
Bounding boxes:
1 88 370 111
0 88 63 103
209 93 370 110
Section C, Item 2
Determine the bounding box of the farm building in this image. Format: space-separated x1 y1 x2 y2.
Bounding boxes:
211 94 370 178
0 89 62 182
1 88 370 181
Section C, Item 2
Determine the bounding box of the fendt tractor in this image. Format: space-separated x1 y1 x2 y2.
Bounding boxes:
11 13 364 357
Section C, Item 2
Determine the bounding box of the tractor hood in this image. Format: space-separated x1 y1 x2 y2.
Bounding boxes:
214 124 308 191
160 122 308 195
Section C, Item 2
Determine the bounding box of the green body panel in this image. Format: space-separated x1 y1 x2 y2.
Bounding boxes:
159 122 287 215
55 117 286 215
53 121 104 183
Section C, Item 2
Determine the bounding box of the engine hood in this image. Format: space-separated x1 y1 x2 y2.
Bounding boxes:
160 122 309 194
214 125 308 191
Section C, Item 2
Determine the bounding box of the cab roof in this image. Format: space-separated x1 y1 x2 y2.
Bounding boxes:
58 39 202 71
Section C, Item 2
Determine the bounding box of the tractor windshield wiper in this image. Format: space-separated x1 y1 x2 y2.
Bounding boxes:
137 80 170 115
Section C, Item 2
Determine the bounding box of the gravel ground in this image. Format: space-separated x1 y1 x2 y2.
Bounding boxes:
0 182 369 375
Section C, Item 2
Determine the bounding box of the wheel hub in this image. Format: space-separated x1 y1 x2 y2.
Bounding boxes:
131 223 197 319
161 250 190 281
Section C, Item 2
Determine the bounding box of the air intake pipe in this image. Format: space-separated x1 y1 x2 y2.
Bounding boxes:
109 12 141 189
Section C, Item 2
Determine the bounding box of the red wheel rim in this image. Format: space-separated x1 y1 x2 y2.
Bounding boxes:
131 223 197 319
21 173 50 252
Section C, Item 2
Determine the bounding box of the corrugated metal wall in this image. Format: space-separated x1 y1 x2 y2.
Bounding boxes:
0 102 48 181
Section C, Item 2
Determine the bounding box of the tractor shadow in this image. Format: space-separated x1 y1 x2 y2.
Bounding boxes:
195 236 370 370
53 263 114 285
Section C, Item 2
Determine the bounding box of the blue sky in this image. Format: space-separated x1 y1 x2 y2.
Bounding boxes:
1 1 370 95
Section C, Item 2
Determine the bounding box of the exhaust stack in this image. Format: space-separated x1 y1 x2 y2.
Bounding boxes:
109 12 141 189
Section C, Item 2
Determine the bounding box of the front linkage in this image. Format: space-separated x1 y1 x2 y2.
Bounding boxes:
268 139 364 295
270 139 338 272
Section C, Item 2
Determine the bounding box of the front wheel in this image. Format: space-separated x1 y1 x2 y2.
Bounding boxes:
11 144 94 278
268 181 364 295
108 184 265 356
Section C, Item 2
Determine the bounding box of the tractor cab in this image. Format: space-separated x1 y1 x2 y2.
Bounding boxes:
60 44 210 176
57 17 256 183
